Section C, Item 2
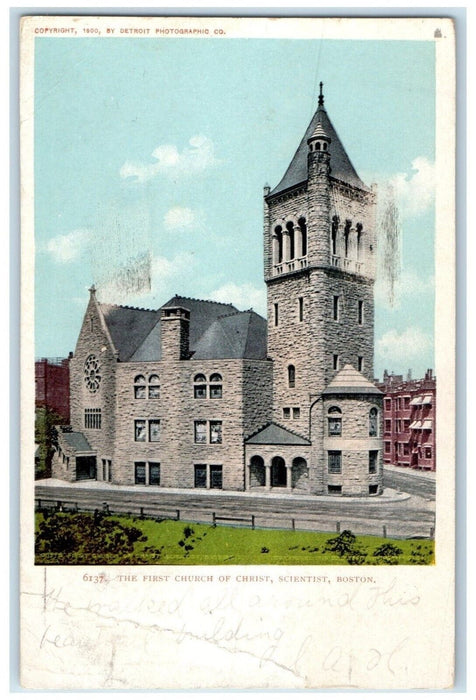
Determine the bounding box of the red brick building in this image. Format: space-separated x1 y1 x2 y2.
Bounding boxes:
376 369 436 471
35 356 71 422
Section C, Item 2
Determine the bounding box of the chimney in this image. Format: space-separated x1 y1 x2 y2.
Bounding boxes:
160 306 190 360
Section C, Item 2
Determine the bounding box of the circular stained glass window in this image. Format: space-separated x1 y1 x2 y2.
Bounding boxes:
84 354 101 393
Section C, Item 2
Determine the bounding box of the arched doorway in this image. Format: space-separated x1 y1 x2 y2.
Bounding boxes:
292 457 308 489
271 456 286 487
249 455 265 487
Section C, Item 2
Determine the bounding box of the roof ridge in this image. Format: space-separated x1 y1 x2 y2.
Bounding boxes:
100 302 158 313
167 294 236 307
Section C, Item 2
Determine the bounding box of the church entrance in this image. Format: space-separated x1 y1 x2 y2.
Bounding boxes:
271 456 287 487
76 456 97 480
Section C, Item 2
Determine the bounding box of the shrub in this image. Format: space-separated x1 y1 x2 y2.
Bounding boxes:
324 530 357 557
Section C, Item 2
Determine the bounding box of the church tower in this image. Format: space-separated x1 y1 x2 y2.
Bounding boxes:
264 84 377 439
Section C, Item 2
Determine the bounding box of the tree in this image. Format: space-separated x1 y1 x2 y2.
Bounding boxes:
35 407 67 479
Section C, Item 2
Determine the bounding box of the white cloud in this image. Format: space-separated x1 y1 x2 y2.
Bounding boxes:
208 283 267 316
46 229 91 263
120 135 219 183
387 157 435 218
163 207 202 231
377 327 433 365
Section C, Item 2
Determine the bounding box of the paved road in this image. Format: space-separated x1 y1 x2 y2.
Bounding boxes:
383 467 436 499
35 481 436 539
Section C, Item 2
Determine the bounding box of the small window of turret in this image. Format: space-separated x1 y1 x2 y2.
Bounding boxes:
328 406 342 436
369 407 378 437
288 365 296 388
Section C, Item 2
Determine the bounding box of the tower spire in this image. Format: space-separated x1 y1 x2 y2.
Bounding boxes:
318 81 324 107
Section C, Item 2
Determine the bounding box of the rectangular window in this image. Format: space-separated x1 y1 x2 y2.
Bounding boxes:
328 451 342 474
369 484 378 495
369 450 378 473
292 407 300 420
210 384 222 399
328 484 342 495
385 441 391 453
134 385 146 399
148 385 160 399
134 462 146 485
134 419 146 442
194 384 207 399
210 464 223 489
404 396 411 408
385 398 391 412
210 421 222 444
102 459 106 481
149 462 160 486
328 417 342 436
298 297 304 322
194 464 207 488
333 295 340 321
425 447 432 459
283 407 291 420
385 419 391 434
194 420 207 444
333 354 339 371
403 443 410 456
149 420 161 442
274 303 279 326
85 408 102 429
404 419 410 431
107 459 112 483
358 300 364 325
358 356 364 372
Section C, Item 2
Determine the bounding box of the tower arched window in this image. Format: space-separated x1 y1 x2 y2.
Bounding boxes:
344 220 351 258
148 374 160 399
193 373 207 399
286 221 295 260
316 141 321 151
274 226 283 264
298 217 307 256
288 365 296 388
210 373 223 399
331 216 339 256
134 375 146 399
369 407 378 437
356 223 363 260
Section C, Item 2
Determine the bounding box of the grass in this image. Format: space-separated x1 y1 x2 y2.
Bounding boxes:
35 511 434 565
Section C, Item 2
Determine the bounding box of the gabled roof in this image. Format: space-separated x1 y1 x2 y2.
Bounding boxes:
245 422 311 445
193 310 267 360
100 304 161 361
59 430 94 453
98 295 266 362
269 103 369 197
322 364 383 396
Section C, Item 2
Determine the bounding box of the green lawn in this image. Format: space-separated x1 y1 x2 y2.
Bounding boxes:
35 511 434 565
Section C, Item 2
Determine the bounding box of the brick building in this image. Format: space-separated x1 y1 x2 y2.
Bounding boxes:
53 85 384 497
35 357 71 421
377 370 436 471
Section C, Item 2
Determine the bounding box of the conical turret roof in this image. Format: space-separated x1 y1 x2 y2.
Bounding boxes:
269 101 369 197
322 364 382 396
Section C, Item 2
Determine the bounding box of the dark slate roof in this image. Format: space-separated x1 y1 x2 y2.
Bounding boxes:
193 310 267 360
100 304 161 361
101 296 266 362
245 422 311 445
60 431 94 453
269 105 369 197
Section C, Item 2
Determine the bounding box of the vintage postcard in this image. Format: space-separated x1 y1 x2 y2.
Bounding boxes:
20 16 455 689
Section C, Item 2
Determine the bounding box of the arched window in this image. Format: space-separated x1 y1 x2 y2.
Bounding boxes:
316 141 321 151
148 374 160 399
134 375 146 399
210 373 223 399
323 142 327 151
356 223 363 260
328 406 342 436
274 226 283 264
193 373 207 399
288 365 296 388
331 216 339 256
344 220 351 258
298 217 307 257
369 407 378 437
286 221 295 260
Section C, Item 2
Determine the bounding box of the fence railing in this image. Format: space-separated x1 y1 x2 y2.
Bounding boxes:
35 498 435 540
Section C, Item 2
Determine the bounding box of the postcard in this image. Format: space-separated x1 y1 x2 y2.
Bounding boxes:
20 15 455 689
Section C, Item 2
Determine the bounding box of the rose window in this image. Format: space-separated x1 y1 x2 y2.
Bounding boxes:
84 354 101 393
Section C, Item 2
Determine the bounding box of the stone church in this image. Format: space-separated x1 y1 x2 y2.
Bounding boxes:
53 85 384 497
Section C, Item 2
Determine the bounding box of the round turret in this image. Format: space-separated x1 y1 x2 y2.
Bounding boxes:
307 121 331 153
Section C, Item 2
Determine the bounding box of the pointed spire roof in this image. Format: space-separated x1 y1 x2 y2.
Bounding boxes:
322 364 382 396
269 89 370 196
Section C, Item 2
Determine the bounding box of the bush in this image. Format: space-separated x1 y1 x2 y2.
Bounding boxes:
324 530 357 557
372 543 403 565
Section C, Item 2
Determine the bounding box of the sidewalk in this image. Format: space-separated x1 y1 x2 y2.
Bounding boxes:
384 464 436 480
35 478 410 505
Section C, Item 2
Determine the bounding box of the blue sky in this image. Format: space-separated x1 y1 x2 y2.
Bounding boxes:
34 37 435 378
